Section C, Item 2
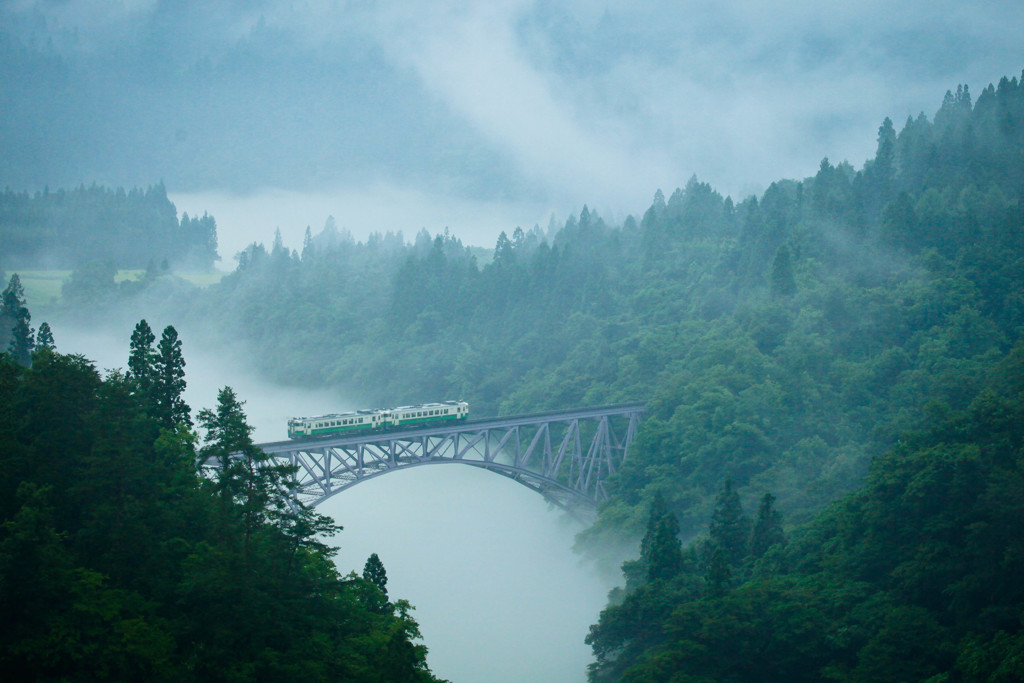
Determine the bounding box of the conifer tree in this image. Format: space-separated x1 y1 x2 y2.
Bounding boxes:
361 552 392 613
708 478 750 567
363 552 389 598
704 545 732 598
749 492 786 557
155 325 190 428
2 274 34 365
623 492 684 586
127 319 157 408
646 514 684 582
198 387 303 558
35 322 54 350
770 244 797 297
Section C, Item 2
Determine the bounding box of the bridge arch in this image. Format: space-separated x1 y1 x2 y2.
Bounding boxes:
310 459 596 510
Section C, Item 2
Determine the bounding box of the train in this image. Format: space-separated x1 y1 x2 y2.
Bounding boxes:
287 400 469 440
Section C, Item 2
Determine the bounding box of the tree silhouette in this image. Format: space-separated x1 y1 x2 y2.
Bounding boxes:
35 322 54 350
155 325 190 429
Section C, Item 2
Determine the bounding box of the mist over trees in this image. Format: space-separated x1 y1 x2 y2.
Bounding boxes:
101 68 1016 539
46 69 1024 539
0 274 34 365
0 183 218 269
7 63 1024 680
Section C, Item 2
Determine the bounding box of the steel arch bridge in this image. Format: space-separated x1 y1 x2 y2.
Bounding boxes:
255 404 646 511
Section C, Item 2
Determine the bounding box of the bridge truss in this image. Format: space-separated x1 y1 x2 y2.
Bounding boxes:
255 404 646 511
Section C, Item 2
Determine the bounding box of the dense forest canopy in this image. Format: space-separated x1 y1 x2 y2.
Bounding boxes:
585 349 1024 680
0 182 218 270
0 337 442 681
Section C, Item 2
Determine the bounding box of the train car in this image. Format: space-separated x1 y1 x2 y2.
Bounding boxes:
287 400 469 439
287 409 384 439
385 400 469 429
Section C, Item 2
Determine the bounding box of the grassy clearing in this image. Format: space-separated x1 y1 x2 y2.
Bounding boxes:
8 269 226 307
15 270 71 307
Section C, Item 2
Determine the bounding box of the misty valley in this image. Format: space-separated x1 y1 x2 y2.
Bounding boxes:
4 9 1024 679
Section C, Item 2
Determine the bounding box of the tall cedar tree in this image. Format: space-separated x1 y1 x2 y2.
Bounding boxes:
35 322 54 350
155 325 190 429
622 492 683 588
127 319 157 409
704 545 732 598
363 552 389 598
362 552 391 614
1 275 33 365
645 500 684 583
198 387 301 557
769 244 797 297
708 478 750 567
749 492 786 557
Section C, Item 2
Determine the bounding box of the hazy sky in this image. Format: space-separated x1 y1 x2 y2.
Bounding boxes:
3 1 1022 249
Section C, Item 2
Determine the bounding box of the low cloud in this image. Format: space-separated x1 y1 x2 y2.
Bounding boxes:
3 1 1022 241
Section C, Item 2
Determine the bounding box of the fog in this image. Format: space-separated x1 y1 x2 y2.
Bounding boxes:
171 184 564 259
4 1 1023 251
52 320 616 683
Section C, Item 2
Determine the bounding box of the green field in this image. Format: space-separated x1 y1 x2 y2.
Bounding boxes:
9 269 226 308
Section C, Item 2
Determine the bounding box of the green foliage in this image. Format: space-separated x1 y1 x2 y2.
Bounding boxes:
749 492 786 558
1 274 34 365
127 319 158 405
165 71 1024 551
61 259 118 305
363 552 389 598
35 321 53 349
707 478 750 567
0 343 442 681
13 68 1024 681
586 344 1024 681
0 183 219 269
155 325 191 429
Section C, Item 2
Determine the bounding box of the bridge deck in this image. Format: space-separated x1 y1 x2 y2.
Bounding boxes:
257 402 647 451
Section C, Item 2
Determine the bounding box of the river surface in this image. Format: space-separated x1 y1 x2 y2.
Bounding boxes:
56 321 614 682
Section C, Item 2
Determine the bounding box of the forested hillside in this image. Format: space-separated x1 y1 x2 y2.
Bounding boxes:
585 345 1024 681
108 69 1020 555
6 66 1024 681
0 337 441 681
42 70 1024 552
0 183 218 269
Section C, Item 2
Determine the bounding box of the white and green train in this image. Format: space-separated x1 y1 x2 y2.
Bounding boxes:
287 400 469 440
